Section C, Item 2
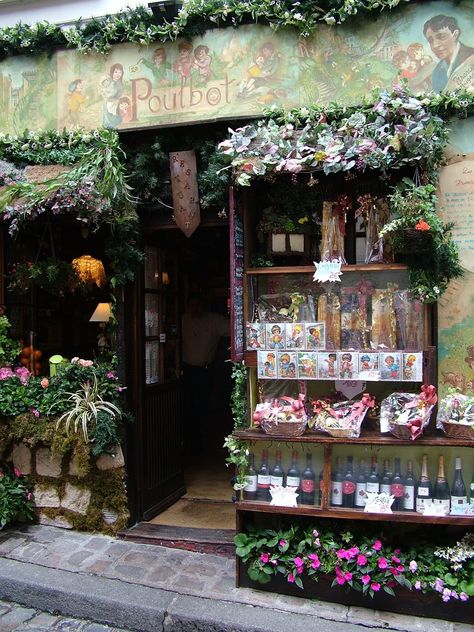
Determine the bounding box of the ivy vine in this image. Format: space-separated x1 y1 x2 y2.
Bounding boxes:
230 361 248 429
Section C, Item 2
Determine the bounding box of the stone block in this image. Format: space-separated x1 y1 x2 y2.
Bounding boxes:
61 483 91 515
39 513 73 529
95 445 125 470
68 454 87 478
36 447 62 477
12 443 32 475
34 484 60 508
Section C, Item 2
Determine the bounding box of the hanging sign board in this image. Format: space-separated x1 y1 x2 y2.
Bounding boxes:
169 150 201 237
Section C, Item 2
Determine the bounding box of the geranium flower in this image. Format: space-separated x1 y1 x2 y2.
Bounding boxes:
415 219 430 231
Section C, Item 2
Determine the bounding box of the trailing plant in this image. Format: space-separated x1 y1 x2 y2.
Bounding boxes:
381 180 463 302
0 1 410 59
223 435 249 491
230 361 247 428
0 160 25 186
0 465 35 528
8 258 81 295
0 315 21 367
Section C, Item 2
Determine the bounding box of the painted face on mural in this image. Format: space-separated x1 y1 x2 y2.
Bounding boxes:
424 26 460 62
112 66 123 81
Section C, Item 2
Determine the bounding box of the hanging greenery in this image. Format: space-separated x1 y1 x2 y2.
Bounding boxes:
0 1 410 59
8 259 81 296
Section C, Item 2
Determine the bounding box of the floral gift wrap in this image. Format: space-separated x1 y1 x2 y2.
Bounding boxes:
309 393 375 438
253 394 307 437
437 393 474 441
380 385 437 440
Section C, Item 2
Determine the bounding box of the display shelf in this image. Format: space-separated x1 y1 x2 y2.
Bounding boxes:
234 428 474 447
236 501 474 525
245 263 408 275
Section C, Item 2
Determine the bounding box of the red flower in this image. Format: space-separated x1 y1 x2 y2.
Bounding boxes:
415 219 430 231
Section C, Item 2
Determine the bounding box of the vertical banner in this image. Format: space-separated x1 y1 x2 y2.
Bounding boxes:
229 186 244 362
169 150 201 237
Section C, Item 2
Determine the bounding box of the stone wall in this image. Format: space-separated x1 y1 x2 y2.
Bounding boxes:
2 434 129 534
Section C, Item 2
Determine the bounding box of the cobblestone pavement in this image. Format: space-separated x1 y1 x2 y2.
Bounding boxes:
0 599 131 631
0 525 471 632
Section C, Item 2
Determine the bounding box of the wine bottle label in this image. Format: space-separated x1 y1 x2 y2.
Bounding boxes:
380 484 391 494
416 497 430 513
417 486 429 497
403 485 415 510
245 475 257 492
301 479 315 493
391 483 404 498
366 482 379 493
342 481 356 494
451 495 468 506
286 476 300 488
257 475 270 488
331 481 343 505
355 482 366 507
270 475 284 486
433 498 450 513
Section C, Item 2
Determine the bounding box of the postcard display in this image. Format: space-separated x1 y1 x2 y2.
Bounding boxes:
233 185 474 598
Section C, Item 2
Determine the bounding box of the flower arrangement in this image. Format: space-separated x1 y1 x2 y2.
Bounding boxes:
379 384 437 440
436 391 474 440
253 395 308 436
0 465 35 529
309 393 375 438
236 524 474 602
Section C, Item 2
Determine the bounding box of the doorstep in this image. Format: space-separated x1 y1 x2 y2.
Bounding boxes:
118 523 235 557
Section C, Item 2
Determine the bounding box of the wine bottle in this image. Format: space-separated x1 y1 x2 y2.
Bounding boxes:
300 453 316 505
286 450 300 493
366 456 380 495
244 453 257 500
342 456 356 508
270 450 284 487
331 457 343 506
380 459 392 495
256 449 271 502
451 456 467 508
403 460 416 511
318 470 324 506
390 458 404 511
433 455 450 515
416 455 433 514
355 458 367 508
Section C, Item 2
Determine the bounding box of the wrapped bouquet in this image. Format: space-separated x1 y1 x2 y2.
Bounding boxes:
253 394 308 437
437 392 474 440
380 385 437 440
309 393 375 438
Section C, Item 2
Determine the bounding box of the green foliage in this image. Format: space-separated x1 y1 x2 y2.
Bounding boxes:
0 375 37 416
0 1 410 58
223 435 249 491
0 464 35 528
0 315 21 367
230 362 247 428
8 259 81 296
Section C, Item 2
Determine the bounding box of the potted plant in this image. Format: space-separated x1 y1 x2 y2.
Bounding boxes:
0 465 35 529
380 180 463 302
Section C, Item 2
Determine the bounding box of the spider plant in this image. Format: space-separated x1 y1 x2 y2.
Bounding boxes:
55 374 122 443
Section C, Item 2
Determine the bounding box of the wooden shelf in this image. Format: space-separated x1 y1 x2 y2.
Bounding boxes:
234 428 474 447
236 501 474 525
245 264 408 275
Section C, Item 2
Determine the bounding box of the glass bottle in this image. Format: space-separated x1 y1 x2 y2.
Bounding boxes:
433 455 450 515
286 451 300 493
331 457 343 506
450 456 467 509
270 450 284 487
300 453 315 505
354 458 367 508
244 453 257 501
342 456 356 508
366 456 380 495
390 458 404 511
256 449 271 502
416 455 433 514
403 460 415 511
380 459 392 495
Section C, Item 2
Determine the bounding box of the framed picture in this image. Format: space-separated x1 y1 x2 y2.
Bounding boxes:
277 351 298 379
381 352 402 381
297 352 317 379
402 352 423 381
285 322 305 350
246 321 265 350
265 323 286 350
304 322 326 350
337 351 358 380
358 352 381 381
257 350 277 378
317 352 338 379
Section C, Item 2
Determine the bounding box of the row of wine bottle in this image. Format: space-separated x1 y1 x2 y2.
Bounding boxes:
244 450 473 513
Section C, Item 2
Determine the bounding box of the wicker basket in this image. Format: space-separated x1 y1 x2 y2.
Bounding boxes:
390 423 418 440
325 427 355 438
260 418 307 437
441 421 474 441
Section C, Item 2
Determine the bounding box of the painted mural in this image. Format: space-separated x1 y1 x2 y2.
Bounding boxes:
0 1 473 134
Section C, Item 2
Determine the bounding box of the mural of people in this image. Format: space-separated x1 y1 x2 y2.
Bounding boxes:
116 96 132 126
101 63 124 128
137 47 172 86
67 79 88 126
423 14 474 91
173 41 194 83
392 50 418 79
193 45 212 83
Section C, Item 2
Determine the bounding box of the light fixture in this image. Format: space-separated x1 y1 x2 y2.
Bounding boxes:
162 271 170 286
148 0 182 22
72 255 106 288
89 303 111 323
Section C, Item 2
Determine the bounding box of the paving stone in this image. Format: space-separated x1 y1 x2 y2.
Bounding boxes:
0 605 36 630
26 611 61 626
13 542 45 560
83 537 112 552
453 623 474 632
102 543 129 556
87 560 114 575
0 537 28 555
66 550 95 566
50 619 85 631
111 564 147 581
146 565 175 583
81 624 116 632
376 609 453 632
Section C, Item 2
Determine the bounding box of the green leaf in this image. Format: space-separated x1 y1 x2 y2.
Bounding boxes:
383 585 395 596
294 575 304 589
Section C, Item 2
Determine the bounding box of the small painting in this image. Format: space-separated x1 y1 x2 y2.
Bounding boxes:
402 352 423 381
265 323 286 350
286 322 305 350
381 352 402 381
304 322 326 350
318 352 338 379
338 352 358 380
246 321 265 350
358 352 381 381
277 351 298 379
257 350 276 379
297 352 317 379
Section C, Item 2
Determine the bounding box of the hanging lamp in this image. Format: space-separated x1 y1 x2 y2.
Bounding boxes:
71 255 106 288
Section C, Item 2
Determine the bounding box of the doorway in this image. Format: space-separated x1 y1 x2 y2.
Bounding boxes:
125 223 234 537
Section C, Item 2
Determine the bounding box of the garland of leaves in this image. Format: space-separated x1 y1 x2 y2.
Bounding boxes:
0 1 409 58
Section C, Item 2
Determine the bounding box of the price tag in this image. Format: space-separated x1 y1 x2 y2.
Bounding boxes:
313 258 343 283
335 380 366 399
364 491 394 514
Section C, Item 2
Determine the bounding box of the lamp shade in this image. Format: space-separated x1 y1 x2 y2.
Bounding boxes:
72 255 106 288
89 303 111 323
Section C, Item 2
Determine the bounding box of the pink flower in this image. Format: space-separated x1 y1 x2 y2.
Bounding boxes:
336 549 348 559
336 576 346 586
107 371 117 379
30 408 40 418
396 565 404 572
344 572 353 581
287 573 295 583
26 492 32 501
260 553 269 564
312 529 319 538
293 557 304 568
390 568 400 576
442 588 452 602
314 538 321 546
434 578 444 593
377 557 388 570
460 592 469 602
347 547 359 559
371 582 381 592
78 359 94 367
356 554 367 566
361 574 371 585
372 540 382 551
116 386 126 392
310 558 320 570
414 581 421 590
279 539 287 548
40 377 49 388
13 467 21 477
391 555 400 564
409 560 418 572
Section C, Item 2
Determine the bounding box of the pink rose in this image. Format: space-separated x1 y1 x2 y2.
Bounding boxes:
344 572 353 581
41 378 49 388
361 574 371 585
377 557 388 570
372 540 382 551
356 554 367 566
336 576 346 586
371 582 381 592
260 553 269 563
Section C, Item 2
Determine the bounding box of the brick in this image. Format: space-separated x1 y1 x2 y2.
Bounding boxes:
33 485 60 508
12 443 32 475
60 483 91 515
95 446 125 471
35 447 62 477
38 513 73 529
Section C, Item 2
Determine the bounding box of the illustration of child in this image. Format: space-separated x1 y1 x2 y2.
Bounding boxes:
307 326 322 350
193 45 212 83
288 362 296 378
299 354 315 378
135 47 172 86
238 53 265 97
404 354 416 380
339 353 353 379
279 353 291 377
269 324 284 349
325 353 337 379
116 97 132 126
264 353 276 377
67 79 89 126
407 43 432 71
247 324 262 349
287 324 303 349
392 50 418 79
173 41 194 82
360 354 372 371
384 355 399 379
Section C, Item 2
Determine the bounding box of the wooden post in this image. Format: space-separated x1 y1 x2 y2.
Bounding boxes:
169 150 201 237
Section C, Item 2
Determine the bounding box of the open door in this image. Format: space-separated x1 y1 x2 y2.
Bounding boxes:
127 243 185 521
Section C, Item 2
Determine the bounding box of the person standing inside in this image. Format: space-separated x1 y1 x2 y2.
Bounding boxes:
181 294 229 455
